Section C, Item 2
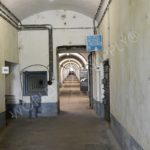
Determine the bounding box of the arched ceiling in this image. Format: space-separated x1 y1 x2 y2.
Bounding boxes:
1 0 100 20
59 53 87 68
59 59 82 68
59 55 85 67
63 62 79 70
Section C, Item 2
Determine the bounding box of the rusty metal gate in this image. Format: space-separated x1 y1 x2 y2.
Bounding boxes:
103 60 110 122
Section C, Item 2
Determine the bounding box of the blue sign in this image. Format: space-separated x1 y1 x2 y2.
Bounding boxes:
86 34 103 52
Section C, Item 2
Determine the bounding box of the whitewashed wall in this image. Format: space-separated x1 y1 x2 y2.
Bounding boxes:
97 0 150 149
0 17 19 113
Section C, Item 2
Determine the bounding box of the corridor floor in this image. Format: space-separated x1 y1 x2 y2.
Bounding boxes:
0 75 120 150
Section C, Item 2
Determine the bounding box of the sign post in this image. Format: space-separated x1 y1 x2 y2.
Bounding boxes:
86 34 103 52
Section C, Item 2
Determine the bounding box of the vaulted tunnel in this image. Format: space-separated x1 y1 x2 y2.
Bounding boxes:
0 0 150 150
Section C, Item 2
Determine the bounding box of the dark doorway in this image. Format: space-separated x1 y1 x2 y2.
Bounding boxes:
80 69 88 92
88 53 93 109
103 60 110 122
5 61 17 120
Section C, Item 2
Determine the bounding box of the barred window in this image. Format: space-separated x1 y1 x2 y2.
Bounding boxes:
23 71 48 96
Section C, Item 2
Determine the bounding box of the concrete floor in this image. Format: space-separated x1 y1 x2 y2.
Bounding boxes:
0 75 120 150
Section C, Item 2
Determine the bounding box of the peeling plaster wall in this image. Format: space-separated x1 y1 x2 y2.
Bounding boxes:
97 0 150 149
0 17 18 113
18 10 93 105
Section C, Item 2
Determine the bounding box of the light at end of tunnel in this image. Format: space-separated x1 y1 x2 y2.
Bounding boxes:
70 67 74 72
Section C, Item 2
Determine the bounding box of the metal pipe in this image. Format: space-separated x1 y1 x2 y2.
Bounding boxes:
97 0 112 28
93 19 97 34
93 0 112 30
53 27 93 30
0 2 54 85
0 8 19 27
20 24 53 85
0 1 21 24
91 0 106 106
94 0 105 21
93 0 105 34
0 13 18 29
48 26 53 85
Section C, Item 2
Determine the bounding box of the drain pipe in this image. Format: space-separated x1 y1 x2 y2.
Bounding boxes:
97 0 112 28
93 19 97 35
93 0 105 34
90 0 107 109
90 0 105 108
19 25 53 85
0 2 20 23
0 2 21 29
0 2 54 85
0 13 18 29
93 0 112 30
